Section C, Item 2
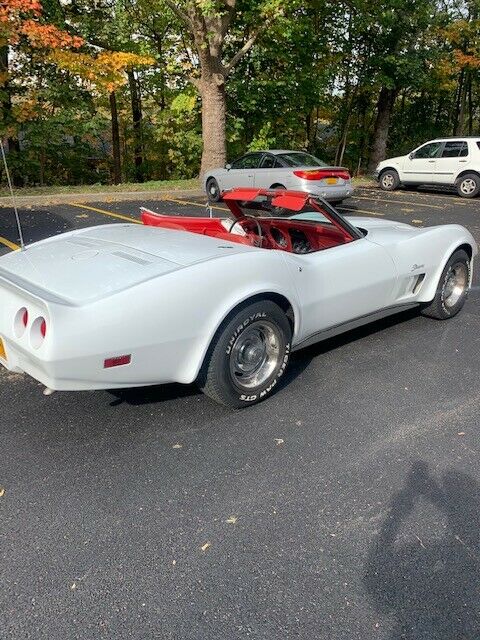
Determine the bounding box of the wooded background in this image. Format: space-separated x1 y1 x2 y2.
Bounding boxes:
1 0 479 187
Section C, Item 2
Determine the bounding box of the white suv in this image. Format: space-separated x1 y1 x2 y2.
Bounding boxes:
375 138 480 198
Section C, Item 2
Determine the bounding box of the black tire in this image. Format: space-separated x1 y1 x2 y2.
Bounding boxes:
270 184 286 190
421 249 470 320
206 177 221 202
379 169 400 191
198 300 292 408
456 173 480 199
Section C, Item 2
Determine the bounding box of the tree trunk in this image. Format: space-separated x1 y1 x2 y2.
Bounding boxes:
199 77 227 175
127 69 144 183
109 91 122 184
452 68 465 135
368 87 398 173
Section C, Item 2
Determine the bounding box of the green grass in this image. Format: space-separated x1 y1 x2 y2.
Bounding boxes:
0 178 200 198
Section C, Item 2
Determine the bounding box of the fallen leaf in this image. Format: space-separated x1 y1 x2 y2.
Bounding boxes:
172 444 183 449
458 432 465 436
226 516 238 524
75 214 89 219
295 420 302 426
70 582 76 590
201 542 211 552
275 438 284 446
172 559 176 566
0 487 5 498
411 219 423 224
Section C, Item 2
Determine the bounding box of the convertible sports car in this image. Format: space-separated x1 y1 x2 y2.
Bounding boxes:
0 188 476 408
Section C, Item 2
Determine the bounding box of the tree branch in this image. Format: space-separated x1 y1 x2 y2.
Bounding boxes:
164 0 190 26
224 22 269 74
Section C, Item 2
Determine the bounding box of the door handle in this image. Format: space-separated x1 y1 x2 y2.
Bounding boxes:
459 160 467 163
428 160 435 163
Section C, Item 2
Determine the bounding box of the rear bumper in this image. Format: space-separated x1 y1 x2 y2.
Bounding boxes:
0 332 199 391
295 180 354 201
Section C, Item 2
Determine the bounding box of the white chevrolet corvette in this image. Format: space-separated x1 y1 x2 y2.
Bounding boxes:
0 188 476 407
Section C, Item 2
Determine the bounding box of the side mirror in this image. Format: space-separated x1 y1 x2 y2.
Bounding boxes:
408 153 414 160
225 163 232 170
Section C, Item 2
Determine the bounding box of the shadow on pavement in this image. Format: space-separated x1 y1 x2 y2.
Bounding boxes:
364 461 480 639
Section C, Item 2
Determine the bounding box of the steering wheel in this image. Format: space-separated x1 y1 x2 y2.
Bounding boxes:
228 216 263 247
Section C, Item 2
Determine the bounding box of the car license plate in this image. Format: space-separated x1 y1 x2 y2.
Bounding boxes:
0 337 6 361
326 177 338 185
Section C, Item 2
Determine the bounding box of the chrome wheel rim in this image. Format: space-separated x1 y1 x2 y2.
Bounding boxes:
229 321 281 389
460 179 476 195
382 174 394 189
443 262 468 308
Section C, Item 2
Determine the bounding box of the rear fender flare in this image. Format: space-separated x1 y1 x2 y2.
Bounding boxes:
178 287 301 384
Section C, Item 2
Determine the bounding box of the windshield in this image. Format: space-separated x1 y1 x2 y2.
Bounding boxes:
225 194 363 240
277 152 328 167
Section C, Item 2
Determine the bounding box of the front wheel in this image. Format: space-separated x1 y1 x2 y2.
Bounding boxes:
198 300 292 408
421 249 470 320
206 177 221 202
379 169 400 191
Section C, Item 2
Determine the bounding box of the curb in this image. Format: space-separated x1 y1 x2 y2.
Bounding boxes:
0 188 206 208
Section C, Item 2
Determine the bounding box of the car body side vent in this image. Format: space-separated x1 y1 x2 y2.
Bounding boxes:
412 273 426 295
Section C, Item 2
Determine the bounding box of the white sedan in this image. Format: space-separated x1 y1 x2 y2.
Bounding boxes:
203 150 354 203
375 137 480 198
0 188 476 407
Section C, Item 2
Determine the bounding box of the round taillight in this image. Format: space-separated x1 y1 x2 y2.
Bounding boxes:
14 307 29 337
31 316 47 349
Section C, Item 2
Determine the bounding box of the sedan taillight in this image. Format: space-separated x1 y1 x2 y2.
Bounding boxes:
293 169 351 181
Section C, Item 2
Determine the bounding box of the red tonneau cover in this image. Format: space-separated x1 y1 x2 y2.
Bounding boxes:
223 188 310 212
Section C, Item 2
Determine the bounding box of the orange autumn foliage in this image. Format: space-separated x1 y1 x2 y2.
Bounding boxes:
49 50 154 93
0 0 83 48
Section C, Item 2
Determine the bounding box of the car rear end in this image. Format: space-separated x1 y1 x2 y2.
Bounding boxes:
0 271 61 388
290 167 354 202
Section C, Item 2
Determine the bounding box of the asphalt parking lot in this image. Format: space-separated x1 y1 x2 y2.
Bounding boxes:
1 187 480 639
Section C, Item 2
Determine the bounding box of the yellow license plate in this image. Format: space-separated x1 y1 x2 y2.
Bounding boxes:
326 177 338 185
0 338 6 361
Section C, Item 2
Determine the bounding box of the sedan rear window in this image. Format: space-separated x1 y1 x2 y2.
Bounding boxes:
277 152 328 168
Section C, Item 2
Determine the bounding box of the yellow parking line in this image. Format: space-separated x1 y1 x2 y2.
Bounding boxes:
0 235 20 251
353 195 443 210
339 207 384 217
70 202 142 223
163 196 227 211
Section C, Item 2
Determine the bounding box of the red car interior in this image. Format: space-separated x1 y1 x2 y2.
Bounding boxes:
141 190 354 254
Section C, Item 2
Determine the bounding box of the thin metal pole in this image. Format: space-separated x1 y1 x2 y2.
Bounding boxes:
0 139 25 250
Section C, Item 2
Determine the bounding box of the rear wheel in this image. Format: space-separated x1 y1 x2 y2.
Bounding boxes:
456 173 480 199
198 300 292 408
206 178 221 202
270 183 286 191
421 249 470 319
379 169 400 191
